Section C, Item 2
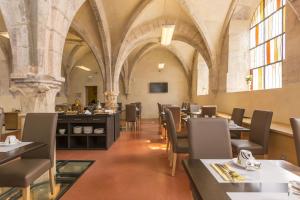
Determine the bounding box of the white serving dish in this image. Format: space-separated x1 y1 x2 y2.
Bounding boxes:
94 128 104 134
58 129 66 135
83 126 93 134
73 126 82 134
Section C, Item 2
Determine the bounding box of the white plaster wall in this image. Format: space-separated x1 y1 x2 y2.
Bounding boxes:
197 55 209 95
66 54 105 106
120 48 189 118
226 19 250 92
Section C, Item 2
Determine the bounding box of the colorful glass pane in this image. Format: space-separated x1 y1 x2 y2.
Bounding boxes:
249 0 285 90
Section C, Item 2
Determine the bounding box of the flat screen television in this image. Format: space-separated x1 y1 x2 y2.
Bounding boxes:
149 82 168 93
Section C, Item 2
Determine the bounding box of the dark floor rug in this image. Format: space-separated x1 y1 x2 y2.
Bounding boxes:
0 160 94 200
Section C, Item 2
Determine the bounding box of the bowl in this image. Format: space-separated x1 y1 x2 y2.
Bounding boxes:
58 129 66 135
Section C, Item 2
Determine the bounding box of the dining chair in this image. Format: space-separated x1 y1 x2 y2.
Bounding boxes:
165 109 189 176
231 110 273 157
126 104 137 132
201 106 217 117
167 106 181 132
188 118 232 159
0 113 58 200
290 118 300 166
230 108 245 139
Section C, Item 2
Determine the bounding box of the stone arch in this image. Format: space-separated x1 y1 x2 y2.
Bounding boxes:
0 0 31 77
113 17 212 91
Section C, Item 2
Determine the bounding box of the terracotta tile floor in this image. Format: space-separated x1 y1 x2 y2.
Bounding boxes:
57 120 193 200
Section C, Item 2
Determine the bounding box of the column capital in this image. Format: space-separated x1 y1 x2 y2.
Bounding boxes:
9 81 61 113
104 91 119 110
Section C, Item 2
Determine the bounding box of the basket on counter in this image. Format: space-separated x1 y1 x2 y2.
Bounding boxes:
73 126 82 134
83 126 93 134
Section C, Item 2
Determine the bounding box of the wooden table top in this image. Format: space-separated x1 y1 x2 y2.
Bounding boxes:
182 159 300 200
0 142 46 165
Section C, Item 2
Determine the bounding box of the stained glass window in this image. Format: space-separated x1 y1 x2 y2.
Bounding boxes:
250 0 286 90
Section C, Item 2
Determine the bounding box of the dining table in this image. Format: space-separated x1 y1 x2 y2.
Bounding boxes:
0 142 46 165
181 117 250 132
182 159 300 200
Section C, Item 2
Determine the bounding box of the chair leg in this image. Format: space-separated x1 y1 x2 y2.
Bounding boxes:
22 186 30 200
126 122 128 131
169 150 173 167
166 140 169 153
171 153 178 176
49 167 55 195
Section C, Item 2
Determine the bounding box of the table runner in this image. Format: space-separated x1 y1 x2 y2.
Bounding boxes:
201 159 300 183
227 192 288 200
0 142 32 152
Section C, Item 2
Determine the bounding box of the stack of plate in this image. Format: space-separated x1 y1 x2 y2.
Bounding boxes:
83 126 93 134
73 126 82 134
94 128 104 134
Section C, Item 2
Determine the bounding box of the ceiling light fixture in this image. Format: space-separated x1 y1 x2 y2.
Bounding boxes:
76 65 91 71
161 24 175 46
158 63 165 72
0 32 9 39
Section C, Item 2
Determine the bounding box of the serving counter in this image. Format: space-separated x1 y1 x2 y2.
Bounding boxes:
56 112 120 150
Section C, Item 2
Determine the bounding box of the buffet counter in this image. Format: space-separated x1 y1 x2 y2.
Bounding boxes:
56 112 120 150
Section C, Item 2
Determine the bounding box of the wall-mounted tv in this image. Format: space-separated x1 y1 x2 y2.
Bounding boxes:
149 82 168 93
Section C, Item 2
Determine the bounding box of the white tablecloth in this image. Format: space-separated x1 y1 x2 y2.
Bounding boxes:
201 159 300 183
227 192 288 200
0 142 32 152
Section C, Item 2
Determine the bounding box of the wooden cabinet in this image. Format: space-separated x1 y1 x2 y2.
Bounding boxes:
56 113 120 150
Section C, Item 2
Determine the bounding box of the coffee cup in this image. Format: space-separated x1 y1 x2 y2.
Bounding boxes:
238 150 255 167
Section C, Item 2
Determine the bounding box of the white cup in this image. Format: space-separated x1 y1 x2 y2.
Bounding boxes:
5 135 17 144
238 150 255 167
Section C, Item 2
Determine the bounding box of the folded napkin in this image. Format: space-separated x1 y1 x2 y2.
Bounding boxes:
211 163 245 182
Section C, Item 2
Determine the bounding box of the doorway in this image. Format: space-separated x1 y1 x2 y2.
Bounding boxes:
85 86 97 105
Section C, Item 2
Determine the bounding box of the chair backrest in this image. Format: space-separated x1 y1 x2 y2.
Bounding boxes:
290 118 300 166
188 118 232 159
189 104 200 113
201 106 217 117
231 108 245 126
157 103 162 114
0 108 4 135
167 106 181 132
126 104 136 122
165 109 179 151
21 113 58 166
249 110 273 154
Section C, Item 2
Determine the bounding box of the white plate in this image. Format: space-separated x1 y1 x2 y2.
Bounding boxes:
0 141 21 146
232 158 261 171
232 158 244 168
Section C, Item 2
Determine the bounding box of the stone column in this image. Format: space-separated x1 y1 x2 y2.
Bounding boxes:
104 91 119 110
9 80 61 113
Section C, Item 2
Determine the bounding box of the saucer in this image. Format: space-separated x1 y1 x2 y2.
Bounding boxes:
0 141 21 146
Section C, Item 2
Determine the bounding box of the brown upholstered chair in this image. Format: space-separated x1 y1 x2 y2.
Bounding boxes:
230 108 245 139
167 106 181 132
0 113 58 200
201 106 217 117
290 118 300 166
126 104 137 131
231 110 273 156
188 118 232 159
165 109 189 176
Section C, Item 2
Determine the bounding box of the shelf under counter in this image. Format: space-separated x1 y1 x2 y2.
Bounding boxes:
56 113 119 150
